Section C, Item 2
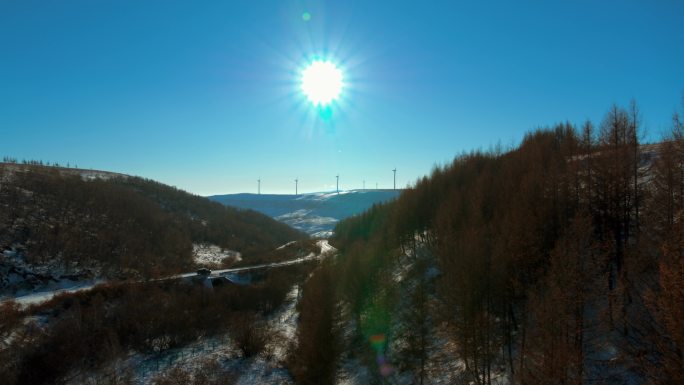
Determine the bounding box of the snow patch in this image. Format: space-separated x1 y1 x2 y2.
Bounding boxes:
193 244 241 266
276 241 297 250
276 210 338 238
3 280 103 308
317 239 337 256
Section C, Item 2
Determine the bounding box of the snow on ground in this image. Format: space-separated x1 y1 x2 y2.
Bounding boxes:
62 282 304 385
267 285 300 359
232 285 302 385
20 240 333 383
7 240 336 383
1 244 103 307
336 241 509 385
233 357 294 385
317 239 337 256
1 244 101 280
310 190 354 200
312 230 334 238
193 243 241 266
210 189 401 237
4 239 332 308
276 241 297 250
336 358 373 385
3 280 102 308
211 240 333 277
211 252 317 276
276 209 338 238
80 285 304 385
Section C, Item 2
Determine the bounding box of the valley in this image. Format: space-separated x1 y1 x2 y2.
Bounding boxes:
3 2 683 383
2 110 684 385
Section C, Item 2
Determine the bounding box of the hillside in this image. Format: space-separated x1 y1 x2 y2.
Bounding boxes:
209 190 401 237
289 107 684 384
0 164 307 293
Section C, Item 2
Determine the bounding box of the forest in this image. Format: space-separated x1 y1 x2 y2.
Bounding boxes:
0 260 318 385
290 101 684 385
0 164 318 384
0 165 307 279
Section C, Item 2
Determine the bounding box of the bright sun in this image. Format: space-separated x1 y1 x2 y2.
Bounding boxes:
300 60 343 106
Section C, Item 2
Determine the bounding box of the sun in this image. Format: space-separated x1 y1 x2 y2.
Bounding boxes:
300 60 343 106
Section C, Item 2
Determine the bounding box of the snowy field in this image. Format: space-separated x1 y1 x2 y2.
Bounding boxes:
209 189 401 237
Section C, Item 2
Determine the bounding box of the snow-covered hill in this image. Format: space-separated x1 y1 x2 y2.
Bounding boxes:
208 190 401 237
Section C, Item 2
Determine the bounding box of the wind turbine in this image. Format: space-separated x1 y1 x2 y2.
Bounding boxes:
336 174 339 194
258 178 261 195
295 177 298 196
392 168 397 190
363 180 365 191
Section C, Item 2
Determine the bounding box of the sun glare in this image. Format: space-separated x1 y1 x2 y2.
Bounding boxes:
300 60 343 106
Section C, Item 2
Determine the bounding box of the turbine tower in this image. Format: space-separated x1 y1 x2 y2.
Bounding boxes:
392 168 397 190
336 174 339 194
258 178 261 195
363 180 365 191
295 178 298 196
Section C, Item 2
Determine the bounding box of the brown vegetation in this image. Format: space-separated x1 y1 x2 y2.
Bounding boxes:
151 359 237 385
288 263 340 385
320 101 684 384
0 166 306 279
0 261 316 385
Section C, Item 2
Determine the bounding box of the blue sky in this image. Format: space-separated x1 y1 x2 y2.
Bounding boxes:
2 0 683 195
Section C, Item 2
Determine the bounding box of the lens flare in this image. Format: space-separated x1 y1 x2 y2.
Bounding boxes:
300 60 343 106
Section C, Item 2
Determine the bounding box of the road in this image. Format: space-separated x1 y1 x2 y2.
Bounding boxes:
3 240 336 308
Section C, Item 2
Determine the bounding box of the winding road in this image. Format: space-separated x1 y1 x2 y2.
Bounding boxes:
3 240 335 308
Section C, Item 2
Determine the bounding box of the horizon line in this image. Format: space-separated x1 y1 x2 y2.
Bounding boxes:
206 188 404 197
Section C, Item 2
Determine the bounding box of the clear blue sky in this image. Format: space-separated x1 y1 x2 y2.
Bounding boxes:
2 0 683 195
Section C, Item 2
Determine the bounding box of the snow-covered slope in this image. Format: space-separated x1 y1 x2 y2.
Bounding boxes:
209 190 401 237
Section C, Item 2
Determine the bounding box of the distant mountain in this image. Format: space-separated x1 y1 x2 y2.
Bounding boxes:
209 190 401 237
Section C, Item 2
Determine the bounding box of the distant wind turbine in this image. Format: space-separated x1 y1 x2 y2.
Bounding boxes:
258 178 261 195
295 178 298 195
392 168 397 190
336 174 339 194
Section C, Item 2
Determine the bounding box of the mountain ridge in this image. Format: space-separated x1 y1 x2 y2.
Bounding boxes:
209 189 402 237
